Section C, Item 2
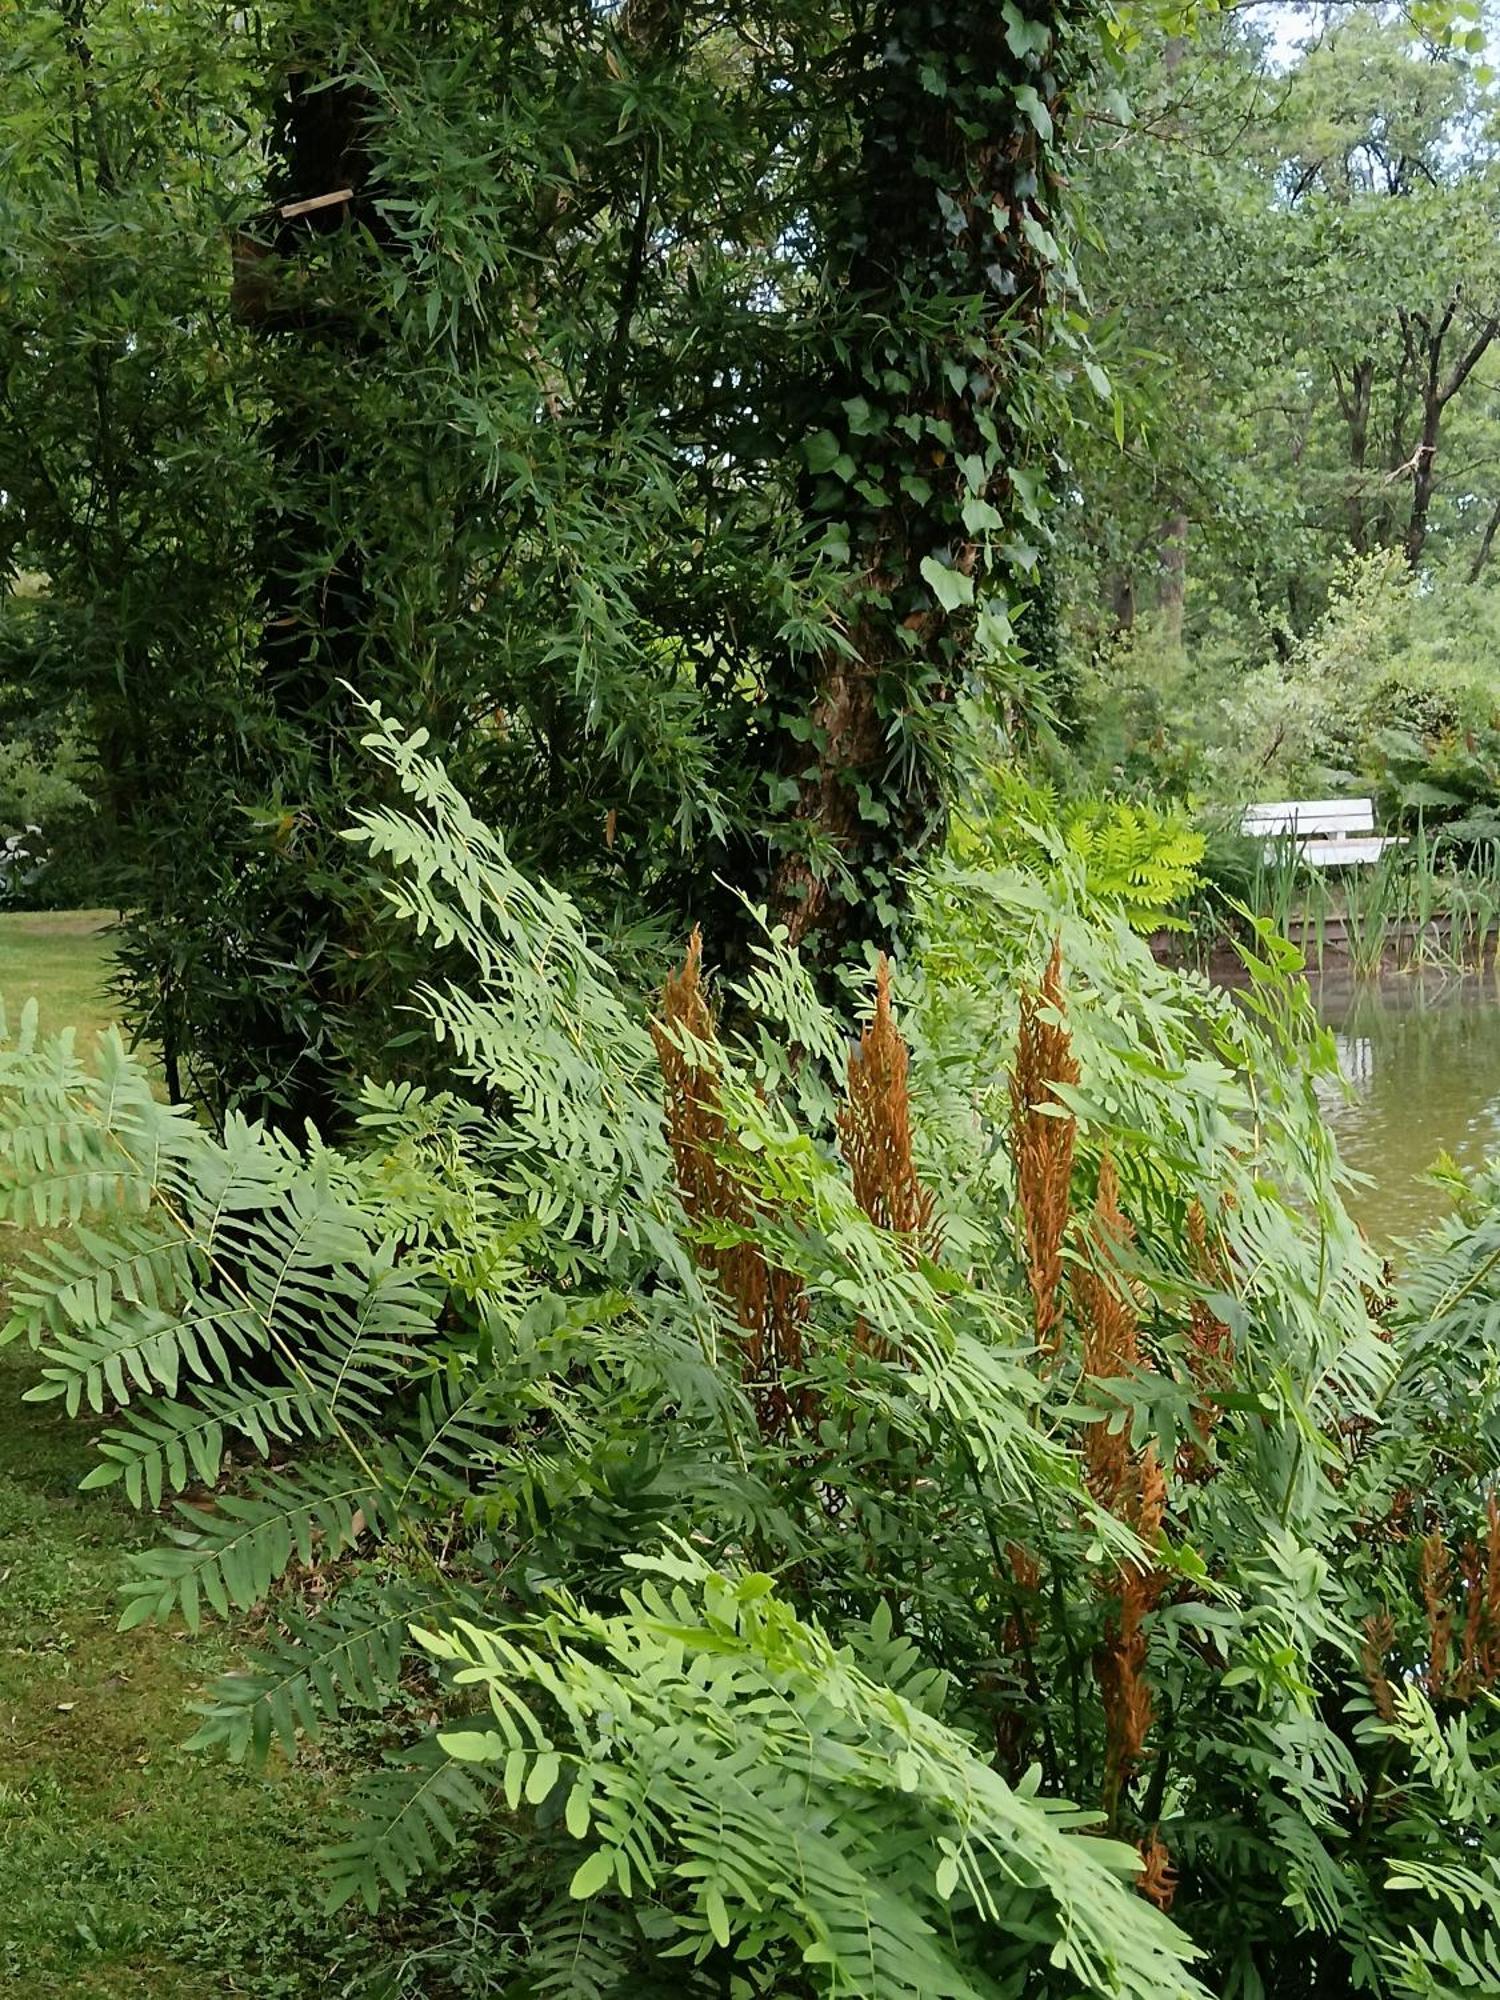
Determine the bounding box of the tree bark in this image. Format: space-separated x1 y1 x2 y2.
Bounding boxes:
1158 511 1187 645
1402 301 1499 569
1332 357 1373 552
1468 497 1500 583
756 0 1084 989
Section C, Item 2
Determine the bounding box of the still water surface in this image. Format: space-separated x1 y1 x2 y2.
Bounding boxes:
1311 974 1500 1243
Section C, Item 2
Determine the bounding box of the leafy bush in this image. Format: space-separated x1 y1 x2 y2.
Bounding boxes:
955 771 1205 931
1076 553 1500 847
0 729 101 910
6 719 1500 1993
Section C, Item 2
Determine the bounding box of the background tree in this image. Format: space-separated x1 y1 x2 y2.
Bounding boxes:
1062 9 1500 660
1 0 1096 1126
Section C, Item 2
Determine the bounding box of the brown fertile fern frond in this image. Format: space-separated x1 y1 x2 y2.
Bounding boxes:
1137 1832 1177 1913
1074 1156 1140 1515
1098 1564 1154 1814
1010 940 1079 1355
840 956 939 1249
1362 1612 1396 1721
1178 1197 1236 1481
839 957 939 1354
652 930 809 1441
1461 1535 1485 1699
1074 1160 1171 1820
1423 1499 1500 1702
1420 1530 1454 1698
1485 1494 1500 1686
654 929 740 1230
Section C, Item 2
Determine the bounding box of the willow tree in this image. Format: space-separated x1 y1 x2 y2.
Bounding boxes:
2 0 1095 1123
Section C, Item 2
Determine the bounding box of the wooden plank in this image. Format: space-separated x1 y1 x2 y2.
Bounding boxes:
1299 834 1404 867
1243 799 1375 824
1242 798 1376 836
277 187 355 221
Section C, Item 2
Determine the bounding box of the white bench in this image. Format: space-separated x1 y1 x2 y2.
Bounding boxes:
1241 798 1402 867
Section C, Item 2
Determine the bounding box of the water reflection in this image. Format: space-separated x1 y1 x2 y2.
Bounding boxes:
1310 972 1500 1243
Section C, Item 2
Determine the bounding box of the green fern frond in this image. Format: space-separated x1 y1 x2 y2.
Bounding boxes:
187 1583 469 1762
119 1462 382 1632
423 1552 1210 1999
324 1737 498 1913
79 1375 328 1508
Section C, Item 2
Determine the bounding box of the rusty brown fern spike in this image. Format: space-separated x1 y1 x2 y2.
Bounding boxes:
1075 1155 1139 1514
651 929 809 1441
1362 1612 1397 1721
1460 1534 1485 1699
1097 1561 1154 1818
838 957 939 1355
1444 1499 1500 1699
1137 1831 1176 1913
840 956 939 1247
1073 1160 1171 1821
1178 1197 1235 1481
1485 1494 1500 1687
1010 939 1079 1355
1420 1530 1454 1697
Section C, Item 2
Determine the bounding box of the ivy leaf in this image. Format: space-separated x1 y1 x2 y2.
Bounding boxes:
1003 4 1052 59
804 430 843 474
920 556 975 611
1019 212 1061 263
977 604 1016 652
843 395 884 435
1014 86 1053 141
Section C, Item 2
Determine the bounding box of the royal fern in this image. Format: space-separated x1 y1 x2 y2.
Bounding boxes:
1 717 1497 1995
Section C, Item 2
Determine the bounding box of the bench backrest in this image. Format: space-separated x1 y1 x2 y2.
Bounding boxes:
1242 798 1376 839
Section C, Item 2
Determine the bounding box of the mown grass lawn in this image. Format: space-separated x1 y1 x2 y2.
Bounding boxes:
0 909 117 1047
0 914 375 1998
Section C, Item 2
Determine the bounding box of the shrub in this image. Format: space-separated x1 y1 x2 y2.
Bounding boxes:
4 719 1500 1993
0 731 102 910
954 770 1205 932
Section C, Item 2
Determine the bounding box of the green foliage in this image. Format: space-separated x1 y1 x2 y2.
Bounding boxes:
2 0 1104 1126
954 771 1204 930
9 723 1500 1993
426 1552 1201 1999
1053 9 1500 883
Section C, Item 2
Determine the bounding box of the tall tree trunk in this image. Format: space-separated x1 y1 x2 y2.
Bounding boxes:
1401 301 1499 570
1158 511 1187 646
757 0 1084 987
229 47 394 1128
1405 423 1440 569
1469 498 1500 583
1334 357 1373 553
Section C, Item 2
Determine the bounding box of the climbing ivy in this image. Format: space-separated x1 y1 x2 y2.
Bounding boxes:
3 0 1099 1120
757 0 1097 985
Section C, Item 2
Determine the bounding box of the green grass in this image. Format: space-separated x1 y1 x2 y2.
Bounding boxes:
0 913 376 1997
0 908 117 1049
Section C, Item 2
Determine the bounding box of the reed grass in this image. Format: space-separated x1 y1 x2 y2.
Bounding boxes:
1242 821 1500 977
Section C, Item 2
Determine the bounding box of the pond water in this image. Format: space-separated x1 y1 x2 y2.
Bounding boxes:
1310 973 1500 1244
